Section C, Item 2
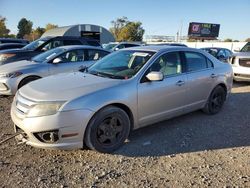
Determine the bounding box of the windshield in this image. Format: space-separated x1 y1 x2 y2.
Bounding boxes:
103 43 117 51
22 38 48 50
203 48 218 57
32 48 65 62
240 43 250 52
88 50 155 79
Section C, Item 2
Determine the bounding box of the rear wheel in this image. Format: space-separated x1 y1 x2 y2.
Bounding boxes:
18 76 41 89
203 85 226 115
84 106 130 153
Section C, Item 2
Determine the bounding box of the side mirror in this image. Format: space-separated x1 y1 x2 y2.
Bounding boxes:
52 57 62 64
234 47 240 52
146 71 164 81
41 47 48 52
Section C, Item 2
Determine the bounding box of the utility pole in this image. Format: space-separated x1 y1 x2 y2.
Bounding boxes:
180 20 183 42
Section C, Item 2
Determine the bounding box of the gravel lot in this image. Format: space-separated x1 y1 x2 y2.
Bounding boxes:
0 82 250 188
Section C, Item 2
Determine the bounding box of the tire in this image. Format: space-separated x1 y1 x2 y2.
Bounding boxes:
18 76 40 89
202 85 226 115
84 106 130 153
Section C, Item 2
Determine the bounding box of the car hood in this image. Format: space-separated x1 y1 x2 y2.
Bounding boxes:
0 60 38 74
19 72 123 101
233 52 250 58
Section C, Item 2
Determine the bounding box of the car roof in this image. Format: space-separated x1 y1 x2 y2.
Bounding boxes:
201 47 228 50
120 45 191 52
56 45 109 52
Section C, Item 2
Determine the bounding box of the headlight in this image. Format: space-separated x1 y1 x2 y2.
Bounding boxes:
4 72 23 78
0 53 16 61
27 101 66 117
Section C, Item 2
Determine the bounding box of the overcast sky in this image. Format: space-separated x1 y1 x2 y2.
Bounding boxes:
0 0 249 41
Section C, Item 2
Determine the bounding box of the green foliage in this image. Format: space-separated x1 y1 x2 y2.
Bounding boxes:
17 18 33 39
245 38 250 42
224 38 233 42
45 23 58 31
110 17 145 42
0 16 10 37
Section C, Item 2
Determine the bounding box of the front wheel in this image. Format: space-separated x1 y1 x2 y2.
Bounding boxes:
84 106 130 153
203 85 226 115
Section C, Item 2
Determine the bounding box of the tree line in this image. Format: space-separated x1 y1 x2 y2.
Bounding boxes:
0 16 145 42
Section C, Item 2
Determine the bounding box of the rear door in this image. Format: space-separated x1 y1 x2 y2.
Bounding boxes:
182 51 215 111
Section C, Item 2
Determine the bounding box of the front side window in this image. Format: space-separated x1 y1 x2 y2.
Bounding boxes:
23 38 48 50
149 52 182 76
56 49 85 63
88 50 155 79
43 40 63 51
63 40 82 45
225 49 232 57
185 52 208 72
217 49 226 57
32 48 65 62
87 50 109 61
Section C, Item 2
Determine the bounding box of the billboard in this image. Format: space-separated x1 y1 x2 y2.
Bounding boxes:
188 22 220 38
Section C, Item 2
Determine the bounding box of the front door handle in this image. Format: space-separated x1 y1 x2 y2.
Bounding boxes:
210 73 217 78
176 80 185 86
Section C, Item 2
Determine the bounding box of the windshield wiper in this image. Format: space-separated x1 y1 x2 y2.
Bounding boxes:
89 71 124 79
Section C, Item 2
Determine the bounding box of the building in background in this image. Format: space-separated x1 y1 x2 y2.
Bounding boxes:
42 24 115 44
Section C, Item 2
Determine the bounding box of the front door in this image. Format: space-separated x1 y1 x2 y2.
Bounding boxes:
137 51 188 127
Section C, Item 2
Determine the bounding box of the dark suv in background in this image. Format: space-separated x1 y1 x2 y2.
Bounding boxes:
0 38 29 44
0 36 101 65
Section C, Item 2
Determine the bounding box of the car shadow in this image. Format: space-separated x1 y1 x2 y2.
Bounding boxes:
115 91 250 157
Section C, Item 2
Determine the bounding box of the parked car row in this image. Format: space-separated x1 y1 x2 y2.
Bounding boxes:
0 36 101 65
1 42 232 152
0 36 243 153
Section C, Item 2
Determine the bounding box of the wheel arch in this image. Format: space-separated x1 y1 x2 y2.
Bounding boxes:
18 75 42 89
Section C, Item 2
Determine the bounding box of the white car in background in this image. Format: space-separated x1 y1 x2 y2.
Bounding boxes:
231 42 250 81
103 42 142 52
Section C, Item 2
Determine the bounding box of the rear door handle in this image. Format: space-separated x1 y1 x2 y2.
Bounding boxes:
176 80 185 86
210 73 217 78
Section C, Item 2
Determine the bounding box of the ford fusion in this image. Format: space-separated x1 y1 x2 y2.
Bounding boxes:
11 46 233 153
0 45 109 95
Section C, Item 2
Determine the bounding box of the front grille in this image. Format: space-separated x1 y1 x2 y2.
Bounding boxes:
234 73 250 78
239 59 250 67
14 92 36 119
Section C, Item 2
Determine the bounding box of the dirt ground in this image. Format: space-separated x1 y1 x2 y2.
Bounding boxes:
0 82 250 188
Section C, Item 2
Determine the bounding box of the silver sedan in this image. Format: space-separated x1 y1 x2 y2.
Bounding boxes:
11 46 233 153
0 45 109 95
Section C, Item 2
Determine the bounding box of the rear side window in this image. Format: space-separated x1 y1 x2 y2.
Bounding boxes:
124 44 139 48
87 50 109 61
185 52 209 72
63 40 82 45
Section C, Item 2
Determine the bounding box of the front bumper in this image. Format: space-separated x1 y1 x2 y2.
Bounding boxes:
0 77 19 95
11 104 94 150
232 66 250 82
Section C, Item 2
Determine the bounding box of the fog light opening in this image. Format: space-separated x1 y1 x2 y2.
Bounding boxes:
34 130 59 143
